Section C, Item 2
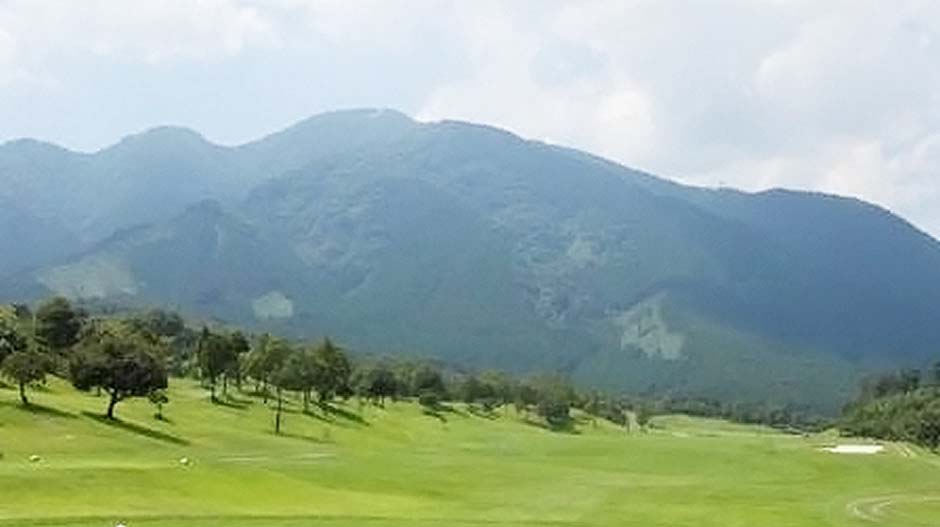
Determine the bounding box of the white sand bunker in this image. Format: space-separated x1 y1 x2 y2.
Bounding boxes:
823 444 884 455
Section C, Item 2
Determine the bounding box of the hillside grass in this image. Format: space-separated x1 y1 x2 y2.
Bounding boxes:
1 379 939 526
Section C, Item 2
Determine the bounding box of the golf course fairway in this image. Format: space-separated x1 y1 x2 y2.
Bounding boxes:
2 379 938 527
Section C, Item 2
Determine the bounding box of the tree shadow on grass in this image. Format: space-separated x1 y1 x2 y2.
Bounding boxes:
521 416 581 435
467 405 499 420
211 395 251 410
153 414 176 425
82 411 190 445
292 407 329 423
320 402 370 426
439 403 469 417
0 400 78 419
275 430 332 444
421 404 453 423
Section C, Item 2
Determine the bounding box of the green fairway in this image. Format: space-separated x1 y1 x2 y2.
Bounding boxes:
1 379 938 527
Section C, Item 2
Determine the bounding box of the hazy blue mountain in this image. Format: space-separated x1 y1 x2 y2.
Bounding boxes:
3 109 939 411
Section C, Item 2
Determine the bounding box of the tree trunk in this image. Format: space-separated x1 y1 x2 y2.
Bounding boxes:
223 375 228 397
302 390 309 412
210 379 217 402
18 381 28 405
106 391 119 420
275 387 283 434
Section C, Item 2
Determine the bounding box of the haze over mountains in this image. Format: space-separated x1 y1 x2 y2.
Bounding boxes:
2 109 939 411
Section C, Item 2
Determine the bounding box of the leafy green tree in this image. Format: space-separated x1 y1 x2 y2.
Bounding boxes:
418 390 440 410
459 375 482 404
35 297 83 353
0 307 29 365
354 362 398 405
635 404 654 430
197 327 237 401
585 391 602 427
514 382 539 417
149 389 169 420
244 335 292 402
312 338 352 403
411 365 447 400
277 347 318 411
268 354 296 435
915 400 940 450
1 349 51 405
480 370 515 410
129 309 185 339
11 303 31 320
227 331 251 390
70 332 168 419
530 375 575 429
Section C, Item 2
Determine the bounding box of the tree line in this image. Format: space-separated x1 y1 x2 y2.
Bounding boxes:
840 365 940 449
10 297 920 440
0 297 639 434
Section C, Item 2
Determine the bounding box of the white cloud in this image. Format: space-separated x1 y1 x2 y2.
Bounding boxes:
412 0 940 236
1 0 940 236
0 0 277 72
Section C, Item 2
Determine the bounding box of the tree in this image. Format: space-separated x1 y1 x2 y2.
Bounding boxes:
354 362 398 405
418 390 440 410
635 404 654 430
35 297 83 353
149 389 169 420
411 365 447 400
227 331 251 390
530 375 575 429
585 391 602 427
244 335 292 402
480 370 515 411
254 337 292 434
311 338 352 403
1 350 51 405
268 354 295 435
197 327 237 401
70 332 168 419
514 382 539 417
129 309 185 339
0 307 29 365
277 347 318 412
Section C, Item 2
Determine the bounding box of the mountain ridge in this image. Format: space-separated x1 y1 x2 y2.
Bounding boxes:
2 108 938 412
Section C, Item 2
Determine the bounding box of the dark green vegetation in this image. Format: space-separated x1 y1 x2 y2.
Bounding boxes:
0 298 622 432
842 364 940 449
3 109 940 411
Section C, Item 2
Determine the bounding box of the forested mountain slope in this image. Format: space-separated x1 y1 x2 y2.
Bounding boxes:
3 109 939 411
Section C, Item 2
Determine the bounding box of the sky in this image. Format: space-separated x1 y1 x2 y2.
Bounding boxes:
1 0 939 237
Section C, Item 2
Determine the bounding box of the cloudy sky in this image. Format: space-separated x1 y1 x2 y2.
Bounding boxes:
2 0 939 236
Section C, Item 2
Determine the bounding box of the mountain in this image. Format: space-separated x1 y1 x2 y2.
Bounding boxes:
2 109 939 412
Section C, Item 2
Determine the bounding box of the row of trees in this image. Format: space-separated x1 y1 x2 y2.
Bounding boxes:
632 396 831 431
1 298 85 404
0 299 169 419
840 365 940 449
1 298 635 434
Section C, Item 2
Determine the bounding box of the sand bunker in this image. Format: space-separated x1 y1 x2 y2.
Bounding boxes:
824 444 884 454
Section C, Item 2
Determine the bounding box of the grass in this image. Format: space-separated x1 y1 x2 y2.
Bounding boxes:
1 379 939 526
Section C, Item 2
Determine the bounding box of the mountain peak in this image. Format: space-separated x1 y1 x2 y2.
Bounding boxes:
108 126 211 154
